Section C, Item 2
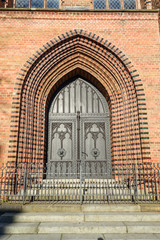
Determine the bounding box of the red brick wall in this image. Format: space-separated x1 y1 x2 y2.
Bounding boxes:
0 9 159 166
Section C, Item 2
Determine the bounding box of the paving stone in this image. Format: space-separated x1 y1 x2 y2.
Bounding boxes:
4 234 61 240
0 213 84 223
0 236 11 240
125 222 160 234
104 233 158 240
85 212 160 222
22 204 82 213
0 223 39 234
0 234 159 240
82 205 140 212
62 233 104 240
39 222 126 234
154 233 160 239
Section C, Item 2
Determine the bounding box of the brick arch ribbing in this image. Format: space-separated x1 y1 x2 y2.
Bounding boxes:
8 29 150 168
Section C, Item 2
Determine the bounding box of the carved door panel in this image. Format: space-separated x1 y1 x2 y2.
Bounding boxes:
83 122 106 161
80 118 111 175
48 119 77 174
51 122 72 161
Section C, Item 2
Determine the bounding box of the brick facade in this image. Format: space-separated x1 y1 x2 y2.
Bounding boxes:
0 8 160 167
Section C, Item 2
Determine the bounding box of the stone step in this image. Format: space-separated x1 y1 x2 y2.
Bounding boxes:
0 221 160 235
126 222 160 234
0 223 39 234
38 222 160 234
1 212 160 223
2 203 160 213
38 222 126 234
1 234 160 240
64 233 160 240
0 212 84 223
85 212 160 222
0 204 142 213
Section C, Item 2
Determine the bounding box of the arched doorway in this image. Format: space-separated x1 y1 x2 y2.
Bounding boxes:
48 77 111 176
4 30 155 204
9 30 149 171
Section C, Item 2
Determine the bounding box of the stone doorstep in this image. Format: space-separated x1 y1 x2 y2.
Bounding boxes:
1 204 160 213
22 204 142 213
0 212 160 223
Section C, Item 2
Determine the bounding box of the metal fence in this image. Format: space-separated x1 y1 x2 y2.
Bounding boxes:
0 161 159 204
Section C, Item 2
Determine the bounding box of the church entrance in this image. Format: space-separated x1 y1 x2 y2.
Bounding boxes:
47 77 111 176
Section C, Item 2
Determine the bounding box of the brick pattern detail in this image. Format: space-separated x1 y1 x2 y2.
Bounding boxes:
7 30 150 167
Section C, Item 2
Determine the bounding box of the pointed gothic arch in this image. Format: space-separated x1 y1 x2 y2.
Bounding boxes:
8 29 150 170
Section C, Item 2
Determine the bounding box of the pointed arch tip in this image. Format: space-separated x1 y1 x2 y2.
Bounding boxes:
18 29 139 80
15 29 145 101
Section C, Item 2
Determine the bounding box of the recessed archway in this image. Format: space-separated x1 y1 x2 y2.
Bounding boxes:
8 29 150 171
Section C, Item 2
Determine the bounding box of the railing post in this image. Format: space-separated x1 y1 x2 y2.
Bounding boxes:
157 164 160 201
154 169 158 201
0 168 3 204
80 162 83 204
134 163 138 203
23 163 27 205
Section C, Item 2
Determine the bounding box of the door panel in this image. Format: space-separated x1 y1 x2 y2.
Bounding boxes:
51 122 73 161
80 118 111 175
48 119 76 174
83 122 106 161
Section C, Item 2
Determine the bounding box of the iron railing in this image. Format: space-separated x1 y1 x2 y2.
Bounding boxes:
0 161 159 204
